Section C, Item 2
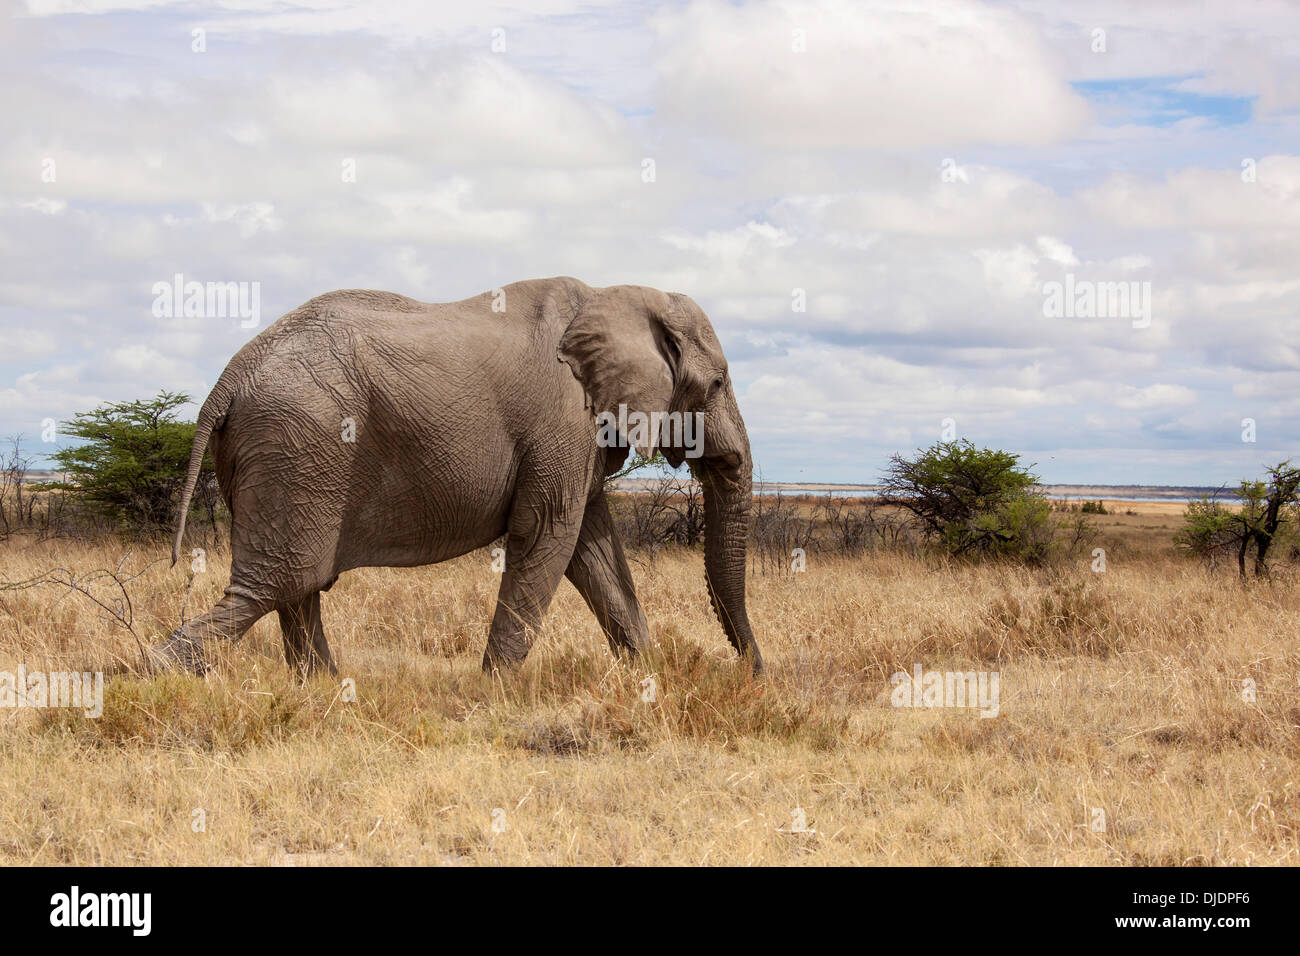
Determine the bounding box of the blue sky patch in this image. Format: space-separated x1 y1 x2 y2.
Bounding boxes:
1073 76 1254 127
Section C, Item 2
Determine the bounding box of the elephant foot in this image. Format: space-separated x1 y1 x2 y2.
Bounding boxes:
150 631 210 675
481 641 529 673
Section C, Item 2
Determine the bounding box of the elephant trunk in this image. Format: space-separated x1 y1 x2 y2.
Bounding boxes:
698 397 763 674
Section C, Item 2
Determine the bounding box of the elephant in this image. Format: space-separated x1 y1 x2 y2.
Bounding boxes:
156 276 763 677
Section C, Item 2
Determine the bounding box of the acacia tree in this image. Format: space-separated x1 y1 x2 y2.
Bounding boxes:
50 391 216 535
880 440 1054 561
1178 462 1300 579
1244 463 1300 577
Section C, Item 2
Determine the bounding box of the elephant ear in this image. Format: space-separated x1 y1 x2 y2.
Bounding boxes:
558 287 683 454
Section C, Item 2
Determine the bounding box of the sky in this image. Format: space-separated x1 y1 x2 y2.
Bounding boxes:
1 0 1299 486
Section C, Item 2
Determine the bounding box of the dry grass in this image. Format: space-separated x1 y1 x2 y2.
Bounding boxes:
0 528 1297 865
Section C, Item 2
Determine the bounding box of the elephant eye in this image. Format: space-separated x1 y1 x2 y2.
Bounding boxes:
711 376 724 392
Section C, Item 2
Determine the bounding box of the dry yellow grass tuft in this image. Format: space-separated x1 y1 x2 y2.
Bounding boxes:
0 532 1297 865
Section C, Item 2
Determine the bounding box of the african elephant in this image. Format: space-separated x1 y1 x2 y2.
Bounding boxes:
157 277 763 676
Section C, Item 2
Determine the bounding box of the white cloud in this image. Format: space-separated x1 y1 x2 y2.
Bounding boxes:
653 0 1091 150
1080 158 1300 231
660 221 795 259
1113 384 1198 410
1008 0 1300 113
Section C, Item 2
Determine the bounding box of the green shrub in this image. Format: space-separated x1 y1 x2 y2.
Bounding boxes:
49 391 217 536
880 440 1069 563
1176 462 1300 579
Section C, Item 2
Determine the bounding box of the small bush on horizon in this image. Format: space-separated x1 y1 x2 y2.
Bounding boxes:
880 440 1092 564
1177 461 1300 579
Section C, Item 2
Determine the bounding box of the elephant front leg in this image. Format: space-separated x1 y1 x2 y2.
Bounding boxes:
482 494 585 671
564 494 649 657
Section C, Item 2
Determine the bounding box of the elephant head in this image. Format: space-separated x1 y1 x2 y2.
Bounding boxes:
558 283 763 672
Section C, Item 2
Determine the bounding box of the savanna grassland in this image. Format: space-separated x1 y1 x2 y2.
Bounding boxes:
0 500 1297 865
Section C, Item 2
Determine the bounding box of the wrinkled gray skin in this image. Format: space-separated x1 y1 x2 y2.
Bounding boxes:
157 277 762 678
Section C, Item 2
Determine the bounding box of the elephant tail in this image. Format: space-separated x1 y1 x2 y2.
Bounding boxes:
172 382 234 567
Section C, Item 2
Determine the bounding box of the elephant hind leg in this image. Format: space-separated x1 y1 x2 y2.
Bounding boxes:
564 495 649 657
277 591 337 678
152 587 274 674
